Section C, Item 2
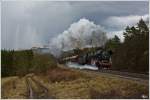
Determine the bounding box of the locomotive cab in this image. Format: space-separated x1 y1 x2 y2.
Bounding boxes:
95 50 112 70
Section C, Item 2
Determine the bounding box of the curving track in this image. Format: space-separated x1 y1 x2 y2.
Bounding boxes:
62 63 149 85
81 69 149 85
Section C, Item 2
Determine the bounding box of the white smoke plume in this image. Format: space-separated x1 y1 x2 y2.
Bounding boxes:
49 18 107 57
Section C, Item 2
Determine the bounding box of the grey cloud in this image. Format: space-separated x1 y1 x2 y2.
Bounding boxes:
104 14 149 42
1 1 149 50
104 14 149 30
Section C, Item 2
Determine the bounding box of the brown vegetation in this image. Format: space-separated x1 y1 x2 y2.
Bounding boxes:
2 67 149 99
40 66 89 83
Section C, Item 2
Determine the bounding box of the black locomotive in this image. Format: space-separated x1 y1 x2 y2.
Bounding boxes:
77 50 113 69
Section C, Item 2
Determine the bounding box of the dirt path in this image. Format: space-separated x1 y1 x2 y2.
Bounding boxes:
25 76 49 99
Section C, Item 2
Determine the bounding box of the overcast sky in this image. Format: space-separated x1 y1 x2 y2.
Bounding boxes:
1 1 149 50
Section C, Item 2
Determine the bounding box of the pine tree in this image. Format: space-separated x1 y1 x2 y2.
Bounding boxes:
112 19 149 73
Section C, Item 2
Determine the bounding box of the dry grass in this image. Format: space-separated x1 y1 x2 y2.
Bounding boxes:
1 76 18 87
39 67 90 83
1 77 28 99
33 68 149 99
1 67 149 99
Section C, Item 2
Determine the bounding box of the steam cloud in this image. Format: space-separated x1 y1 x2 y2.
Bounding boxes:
49 18 107 57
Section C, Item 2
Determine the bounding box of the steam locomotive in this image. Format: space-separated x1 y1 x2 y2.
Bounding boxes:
61 48 113 70
77 50 113 69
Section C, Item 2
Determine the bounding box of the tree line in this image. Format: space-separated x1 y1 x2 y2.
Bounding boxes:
1 49 57 77
105 19 149 74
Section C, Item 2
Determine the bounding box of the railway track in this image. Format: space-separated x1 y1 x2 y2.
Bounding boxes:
82 69 149 85
63 63 149 85
98 69 149 80
25 76 50 99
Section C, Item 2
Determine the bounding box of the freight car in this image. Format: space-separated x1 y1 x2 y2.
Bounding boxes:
77 50 113 69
